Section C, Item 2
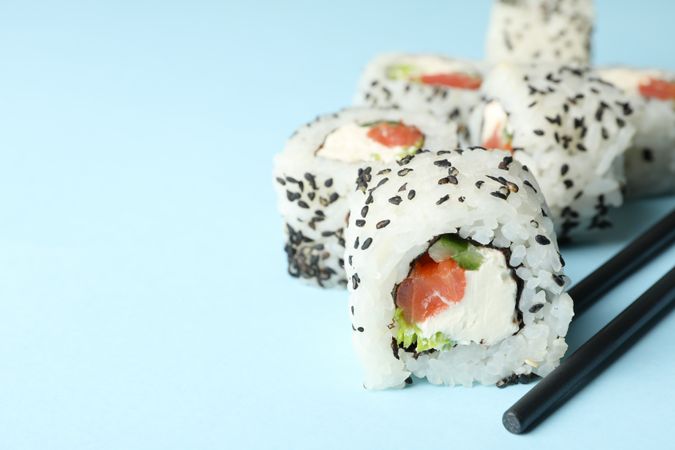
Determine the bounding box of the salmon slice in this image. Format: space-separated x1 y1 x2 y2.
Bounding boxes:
638 78 675 100
367 122 424 148
396 254 466 324
419 72 482 90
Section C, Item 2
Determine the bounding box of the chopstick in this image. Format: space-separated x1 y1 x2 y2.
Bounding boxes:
503 265 675 434
569 208 675 316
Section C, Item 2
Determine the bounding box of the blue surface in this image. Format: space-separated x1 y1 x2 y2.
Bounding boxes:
1 1 674 449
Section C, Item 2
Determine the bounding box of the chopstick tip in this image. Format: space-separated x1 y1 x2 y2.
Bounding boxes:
502 410 524 435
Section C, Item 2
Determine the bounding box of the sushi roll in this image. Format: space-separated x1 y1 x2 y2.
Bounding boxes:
345 148 573 389
273 108 458 288
485 0 594 65
469 64 635 238
595 67 675 198
355 54 485 144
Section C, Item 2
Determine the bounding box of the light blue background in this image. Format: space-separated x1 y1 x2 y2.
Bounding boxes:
1 1 674 449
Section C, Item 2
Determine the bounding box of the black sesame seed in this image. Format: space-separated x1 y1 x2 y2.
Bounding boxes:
297 200 309 209
576 143 587 152
407 190 416 200
561 164 569 175
433 159 451 167
642 148 654 162
355 219 366 227
523 180 537 192
324 178 333 187
376 177 389 188
436 194 449 205
389 196 402 205
529 303 544 313
535 234 551 245
458 196 465 202
353 237 359 249
487 175 507 186
475 180 485 189
357 327 364 332
398 183 407 192
616 117 626 128
397 155 414 166
376 220 390 229
533 129 545 136
595 104 605 121
328 193 339 203
377 169 391 176
361 206 368 218
304 173 317 190
564 179 574 189
276 177 286 186
361 238 373 250
545 115 562 125
398 168 414 176
498 156 513 170
286 191 301 202
491 191 508 200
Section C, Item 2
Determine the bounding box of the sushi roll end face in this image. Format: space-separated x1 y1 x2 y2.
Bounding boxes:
346 148 573 389
395 238 519 349
355 54 486 145
273 108 458 288
595 67 675 198
316 121 425 163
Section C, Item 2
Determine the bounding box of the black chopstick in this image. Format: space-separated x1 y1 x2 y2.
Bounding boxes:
503 265 675 434
570 208 675 316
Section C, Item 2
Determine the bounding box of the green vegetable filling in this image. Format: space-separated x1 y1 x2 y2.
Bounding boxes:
394 308 454 352
385 64 417 81
428 235 484 270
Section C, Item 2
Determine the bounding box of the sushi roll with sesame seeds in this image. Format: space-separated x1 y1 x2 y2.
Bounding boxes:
595 67 675 198
469 64 635 238
273 108 458 288
486 0 594 65
355 54 486 144
345 148 573 389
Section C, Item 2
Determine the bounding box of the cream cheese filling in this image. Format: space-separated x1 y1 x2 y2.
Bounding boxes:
316 123 419 163
416 247 519 346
